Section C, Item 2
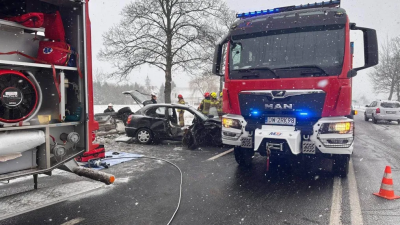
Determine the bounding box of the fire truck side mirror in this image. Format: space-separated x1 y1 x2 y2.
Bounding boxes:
348 26 379 78
212 35 229 76
212 43 224 76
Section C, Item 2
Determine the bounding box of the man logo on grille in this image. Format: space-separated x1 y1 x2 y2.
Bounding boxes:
43 47 53 54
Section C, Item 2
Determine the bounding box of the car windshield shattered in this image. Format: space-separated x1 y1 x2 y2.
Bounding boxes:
1 0 400 224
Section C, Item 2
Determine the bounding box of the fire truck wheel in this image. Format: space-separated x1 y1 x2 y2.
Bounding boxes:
136 128 153 144
333 155 350 177
234 146 253 167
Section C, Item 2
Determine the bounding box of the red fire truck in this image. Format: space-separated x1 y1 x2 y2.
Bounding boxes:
0 0 113 187
212 0 378 176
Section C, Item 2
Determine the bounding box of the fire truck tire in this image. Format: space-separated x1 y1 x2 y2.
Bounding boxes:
333 155 350 177
234 146 253 167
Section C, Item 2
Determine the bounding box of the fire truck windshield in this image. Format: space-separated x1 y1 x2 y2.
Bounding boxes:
229 24 345 79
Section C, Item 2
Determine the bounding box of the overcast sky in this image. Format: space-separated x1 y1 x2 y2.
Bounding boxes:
89 0 400 101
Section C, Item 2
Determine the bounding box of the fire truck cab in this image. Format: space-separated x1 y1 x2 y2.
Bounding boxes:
212 1 378 176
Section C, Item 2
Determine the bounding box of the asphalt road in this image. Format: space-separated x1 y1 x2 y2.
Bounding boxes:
1 113 400 225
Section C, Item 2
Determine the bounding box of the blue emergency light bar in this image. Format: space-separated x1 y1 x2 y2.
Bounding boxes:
236 0 340 19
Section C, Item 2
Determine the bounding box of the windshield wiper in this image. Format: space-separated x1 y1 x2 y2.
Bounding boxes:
273 65 328 75
233 67 279 78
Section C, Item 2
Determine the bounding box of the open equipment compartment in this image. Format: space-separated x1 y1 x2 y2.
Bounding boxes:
0 0 89 178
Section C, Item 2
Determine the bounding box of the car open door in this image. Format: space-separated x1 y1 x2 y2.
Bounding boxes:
122 90 153 107
166 107 184 138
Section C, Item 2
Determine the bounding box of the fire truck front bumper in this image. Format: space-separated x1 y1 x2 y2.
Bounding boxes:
222 115 354 155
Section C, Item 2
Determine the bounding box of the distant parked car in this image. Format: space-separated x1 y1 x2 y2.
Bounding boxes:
364 100 400 124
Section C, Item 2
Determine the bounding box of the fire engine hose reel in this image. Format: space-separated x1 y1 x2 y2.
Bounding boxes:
0 70 42 123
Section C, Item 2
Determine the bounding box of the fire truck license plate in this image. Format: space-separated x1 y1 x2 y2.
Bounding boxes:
266 117 296 125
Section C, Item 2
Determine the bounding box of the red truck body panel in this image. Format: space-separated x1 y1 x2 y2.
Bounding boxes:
223 19 353 118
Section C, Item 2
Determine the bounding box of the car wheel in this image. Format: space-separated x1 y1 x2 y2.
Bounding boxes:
332 155 350 177
364 113 368 121
234 146 254 167
372 115 377 124
136 128 153 144
398 120 400 125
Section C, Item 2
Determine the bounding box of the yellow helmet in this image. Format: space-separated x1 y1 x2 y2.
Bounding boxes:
211 92 217 98
220 92 223 97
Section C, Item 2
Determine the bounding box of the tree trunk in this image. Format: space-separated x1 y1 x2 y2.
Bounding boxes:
164 2 172 103
397 82 400 101
388 75 396 100
164 65 172 103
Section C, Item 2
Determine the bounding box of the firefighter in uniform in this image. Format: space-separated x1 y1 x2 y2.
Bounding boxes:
177 94 185 127
210 92 219 117
198 92 211 115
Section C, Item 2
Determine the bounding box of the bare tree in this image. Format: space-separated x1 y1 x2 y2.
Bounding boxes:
189 72 219 95
188 8 236 94
369 36 400 100
99 0 229 103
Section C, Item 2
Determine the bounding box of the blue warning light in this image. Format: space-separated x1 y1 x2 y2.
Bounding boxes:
236 0 341 19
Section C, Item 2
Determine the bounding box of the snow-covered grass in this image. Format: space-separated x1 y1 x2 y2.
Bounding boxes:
353 105 366 112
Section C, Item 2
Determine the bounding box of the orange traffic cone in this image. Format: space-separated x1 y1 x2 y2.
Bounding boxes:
373 166 400 200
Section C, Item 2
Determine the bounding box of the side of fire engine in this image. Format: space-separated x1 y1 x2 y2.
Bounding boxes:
0 0 113 187
212 1 378 176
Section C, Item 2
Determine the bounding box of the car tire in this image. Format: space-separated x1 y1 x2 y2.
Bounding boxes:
364 113 368 121
136 128 153 144
398 120 400 125
332 155 350 177
372 115 378 124
234 146 254 167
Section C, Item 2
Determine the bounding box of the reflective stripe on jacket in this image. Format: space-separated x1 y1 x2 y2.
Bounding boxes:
199 98 211 115
177 99 185 112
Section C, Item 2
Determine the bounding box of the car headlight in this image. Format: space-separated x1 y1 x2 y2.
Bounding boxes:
319 122 353 134
222 118 241 129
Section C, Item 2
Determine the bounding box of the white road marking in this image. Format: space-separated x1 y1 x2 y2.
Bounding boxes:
60 217 85 225
206 148 234 161
348 159 364 225
329 176 342 225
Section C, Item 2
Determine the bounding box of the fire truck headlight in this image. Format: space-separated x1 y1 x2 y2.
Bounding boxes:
319 137 354 148
319 122 353 134
222 118 241 129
